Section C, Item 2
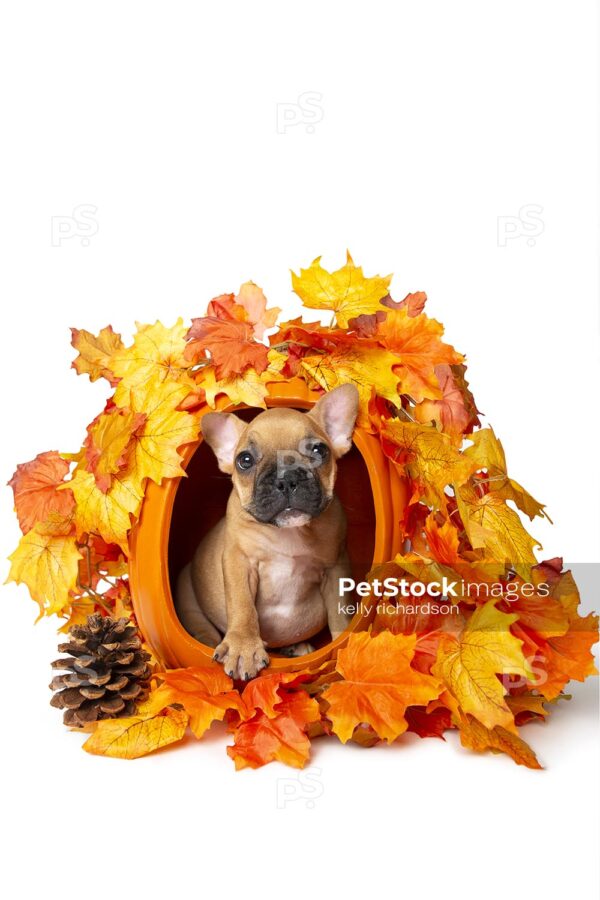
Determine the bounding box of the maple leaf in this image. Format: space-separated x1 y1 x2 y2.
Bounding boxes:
376 309 464 401
84 407 147 493
433 600 533 732
322 631 443 743
405 704 452 739
8 451 75 534
143 666 244 738
236 281 281 339
415 364 477 434
185 316 269 379
6 526 82 618
464 427 548 521
68 468 143 554
382 419 477 508
227 677 320 770
383 291 428 317
111 319 195 404
301 346 402 428
82 706 189 759
71 325 123 384
526 612 599 700
197 349 286 409
124 375 201 486
291 252 392 328
456 484 540 579
457 713 542 769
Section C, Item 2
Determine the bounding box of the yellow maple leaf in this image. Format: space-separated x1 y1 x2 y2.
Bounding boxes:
70 325 124 384
6 525 82 618
200 365 270 409
84 407 147 492
111 319 195 405
301 346 402 428
82 707 189 759
68 468 143 554
125 375 200 484
456 484 540 579
382 419 477 508
433 600 533 732
376 309 464 402
464 427 549 521
291 252 392 328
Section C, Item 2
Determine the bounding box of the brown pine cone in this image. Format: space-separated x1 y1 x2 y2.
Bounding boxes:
50 613 152 727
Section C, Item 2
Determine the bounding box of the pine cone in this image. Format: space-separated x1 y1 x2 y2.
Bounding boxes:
50 614 152 727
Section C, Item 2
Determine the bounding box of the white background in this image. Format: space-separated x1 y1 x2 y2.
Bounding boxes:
1 2 598 898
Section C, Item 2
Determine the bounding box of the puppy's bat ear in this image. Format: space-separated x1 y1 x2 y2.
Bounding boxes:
308 384 359 457
201 412 246 473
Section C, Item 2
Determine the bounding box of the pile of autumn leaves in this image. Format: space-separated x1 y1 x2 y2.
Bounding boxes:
7 253 598 769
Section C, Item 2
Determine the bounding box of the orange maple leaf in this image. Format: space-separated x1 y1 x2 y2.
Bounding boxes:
185 316 269 378
144 666 244 738
226 672 320 770
322 631 443 743
8 451 75 534
376 308 463 401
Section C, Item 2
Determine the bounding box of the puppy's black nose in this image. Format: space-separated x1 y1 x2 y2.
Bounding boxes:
275 467 309 494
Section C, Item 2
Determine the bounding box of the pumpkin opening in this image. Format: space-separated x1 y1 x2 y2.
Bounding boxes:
168 407 376 655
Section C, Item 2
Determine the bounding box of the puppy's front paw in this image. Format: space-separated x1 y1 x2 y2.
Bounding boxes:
213 632 269 680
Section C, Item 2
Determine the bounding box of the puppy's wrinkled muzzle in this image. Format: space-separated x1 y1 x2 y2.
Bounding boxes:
248 463 325 525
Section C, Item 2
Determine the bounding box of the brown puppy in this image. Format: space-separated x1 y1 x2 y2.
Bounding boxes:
175 384 359 679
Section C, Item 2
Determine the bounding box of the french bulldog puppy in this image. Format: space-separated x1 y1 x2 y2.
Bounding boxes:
175 383 359 679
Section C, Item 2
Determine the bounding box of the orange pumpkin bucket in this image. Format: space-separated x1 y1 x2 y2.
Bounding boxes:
129 378 408 672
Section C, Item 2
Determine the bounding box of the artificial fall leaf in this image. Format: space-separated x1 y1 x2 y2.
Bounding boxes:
528 613 599 701
227 688 320 770
384 291 428 317
291 252 392 328
238 671 312 719
70 325 123 385
506 691 551 723
457 713 541 769
82 706 189 759
68 467 143 554
57 597 98 633
415 364 475 435
111 319 195 405
301 345 402 427
125 375 200 486
199 368 269 409
143 666 244 738
464 427 548 521
8 451 75 534
376 309 464 402
433 600 533 732
322 631 443 744
405 704 452 739
84 407 147 493
236 281 281 339
456 484 540 579
6 525 82 618
185 316 269 379
382 419 477 509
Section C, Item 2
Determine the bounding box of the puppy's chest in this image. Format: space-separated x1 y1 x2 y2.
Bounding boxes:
256 552 324 606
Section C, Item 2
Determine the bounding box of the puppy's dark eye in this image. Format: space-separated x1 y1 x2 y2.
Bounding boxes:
236 451 255 471
310 442 329 462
